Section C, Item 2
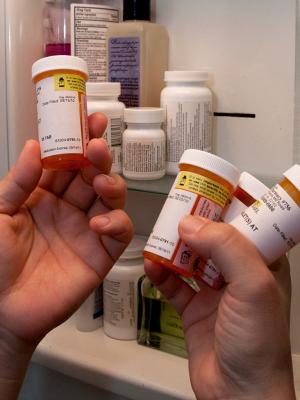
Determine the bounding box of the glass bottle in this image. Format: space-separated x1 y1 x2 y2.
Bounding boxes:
43 0 72 56
137 275 187 358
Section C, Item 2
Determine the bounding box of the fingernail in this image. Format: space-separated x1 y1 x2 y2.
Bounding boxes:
95 216 111 228
179 215 207 235
102 174 116 185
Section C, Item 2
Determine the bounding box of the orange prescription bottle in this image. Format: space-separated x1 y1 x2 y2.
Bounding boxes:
143 149 240 277
194 172 269 289
230 165 300 265
32 55 89 170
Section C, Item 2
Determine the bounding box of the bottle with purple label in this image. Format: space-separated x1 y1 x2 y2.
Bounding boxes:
43 0 72 56
106 0 169 107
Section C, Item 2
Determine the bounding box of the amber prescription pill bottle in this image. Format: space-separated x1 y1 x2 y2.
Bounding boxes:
144 149 240 277
32 55 89 170
230 165 300 265
194 172 269 289
223 172 269 223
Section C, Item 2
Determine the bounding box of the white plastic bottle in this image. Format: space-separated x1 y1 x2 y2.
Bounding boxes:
195 172 269 289
86 82 125 174
123 107 166 180
161 71 213 176
75 286 103 332
103 235 146 340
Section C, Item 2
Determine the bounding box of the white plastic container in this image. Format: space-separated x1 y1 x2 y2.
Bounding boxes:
86 82 125 174
161 71 213 176
223 171 269 223
196 172 269 289
75 286 103 332
103 235 146 340
231 165 300 265
123 107 166 180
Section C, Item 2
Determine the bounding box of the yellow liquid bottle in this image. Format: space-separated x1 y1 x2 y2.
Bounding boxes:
106 0 169 107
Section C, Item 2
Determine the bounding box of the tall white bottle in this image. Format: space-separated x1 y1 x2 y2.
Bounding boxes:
161 71 213 175
103 235 146 340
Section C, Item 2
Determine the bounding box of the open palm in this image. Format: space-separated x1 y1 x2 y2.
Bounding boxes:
0 114 133 345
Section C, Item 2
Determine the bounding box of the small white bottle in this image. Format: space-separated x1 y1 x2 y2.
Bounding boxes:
75 286 103 332
103 235 146 340
123 107 166 180
86 82 125 174
161 71 213 176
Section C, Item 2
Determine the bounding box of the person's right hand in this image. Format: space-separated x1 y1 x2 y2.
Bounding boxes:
145 215 295 400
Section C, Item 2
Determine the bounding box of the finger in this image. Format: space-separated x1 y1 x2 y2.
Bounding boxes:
145 260 222 333
0 140 42 215
38 169 76 196
39 112 108 196
93 173 127 210
144 259 195 316
61 138 112 210
179 215 275 292
90 209 134 263
88 112 108 139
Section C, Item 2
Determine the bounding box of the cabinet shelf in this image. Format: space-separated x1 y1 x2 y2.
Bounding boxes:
125 175 175 195
33 317 195 400
124 174 278 196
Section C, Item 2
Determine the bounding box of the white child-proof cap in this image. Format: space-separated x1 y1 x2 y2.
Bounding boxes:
283 165 300 191
164 70 209 82
86 82 121 97
124 107 164 124
238 172 268 200
120 235 147 260
179 149 240 188
32 55 88 79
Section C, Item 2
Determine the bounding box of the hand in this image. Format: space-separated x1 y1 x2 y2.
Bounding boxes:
145 215 295 400
0 113 133 399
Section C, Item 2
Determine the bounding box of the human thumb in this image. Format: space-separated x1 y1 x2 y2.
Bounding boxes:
178 215 273 289
0 140 42 215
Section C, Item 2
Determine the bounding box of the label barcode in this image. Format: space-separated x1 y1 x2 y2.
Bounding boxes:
111 118 122 147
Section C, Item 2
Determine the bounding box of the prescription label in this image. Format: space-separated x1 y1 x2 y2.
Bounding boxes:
231 184 300 264
175 171 230 207
36 76 86 159
103 279 135 329
144 171 230 274
71 4 119 82
222 196 246 223
54 73 86 93
123 139 165 175
163 100 213 164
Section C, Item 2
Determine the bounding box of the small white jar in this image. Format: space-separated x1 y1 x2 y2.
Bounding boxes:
86 82 125 174
161 71 213 176
123 107 166 180
103 235 146 340
75 285 103 332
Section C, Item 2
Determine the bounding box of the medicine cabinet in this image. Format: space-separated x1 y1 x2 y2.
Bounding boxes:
125 175 174 195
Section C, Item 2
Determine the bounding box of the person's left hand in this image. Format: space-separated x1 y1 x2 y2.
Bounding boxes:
0 113 133 350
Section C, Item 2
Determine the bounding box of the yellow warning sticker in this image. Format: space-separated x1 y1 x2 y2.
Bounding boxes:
175 171 230 208
54 74 86 93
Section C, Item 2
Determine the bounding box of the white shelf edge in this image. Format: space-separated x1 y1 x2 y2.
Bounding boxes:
31 316 300 400
32 317 195 400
